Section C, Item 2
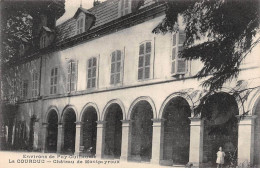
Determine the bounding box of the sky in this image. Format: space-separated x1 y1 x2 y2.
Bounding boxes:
56 0 106 25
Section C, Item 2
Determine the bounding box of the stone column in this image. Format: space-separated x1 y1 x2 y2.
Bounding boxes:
237 115 256 165
41 123 48 153
189 117 204 167
120 120 131 162
95 121 106 159
150 119 165 165
33 121 40 151
74 121 82 155
57 122 64 154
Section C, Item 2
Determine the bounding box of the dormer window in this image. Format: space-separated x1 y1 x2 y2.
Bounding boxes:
76 16 85 35
119 0 132 17
19 44 25 56
40 34 47 48
39 26 54 49
73 7 95 35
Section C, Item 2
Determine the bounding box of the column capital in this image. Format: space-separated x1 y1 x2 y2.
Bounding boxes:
189 116 204 121
120 120 132 123
58 122 63 128
96 121 106 125
151 118 165 123
152 119 165 127
189 116 204 126
75 121 82 125
121 120 132 127
236 115 257 120
236 115 257 125
96 121 106 128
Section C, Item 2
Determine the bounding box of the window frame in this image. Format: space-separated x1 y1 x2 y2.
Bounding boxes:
137 40 154 81
110 49 124 86
76 14 85 35
171 31 187 76
87 57 98 90
20 80 28 100
119 0 132 17
67 60 78 93
50 67 59 95
32 71 39 98
40 34 47 48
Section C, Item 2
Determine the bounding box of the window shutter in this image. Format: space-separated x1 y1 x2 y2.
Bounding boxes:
87 58 97 89
75 60 79 91
125 0 129 14
50 68 53 94
121 47 125 84
110 53 115 85
177 31 186 74
138 42 151 80
171 31 186 76
55 67 58 94
67 62 71 92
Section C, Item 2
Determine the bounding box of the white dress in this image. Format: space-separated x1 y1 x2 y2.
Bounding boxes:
216 151 225 164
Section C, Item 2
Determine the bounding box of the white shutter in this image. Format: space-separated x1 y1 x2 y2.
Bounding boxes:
171 31 186 76
121 47 125 84
110 52 115 85
67 62 71 92
75 60 78 91
177 31 186 74
71 61 76 92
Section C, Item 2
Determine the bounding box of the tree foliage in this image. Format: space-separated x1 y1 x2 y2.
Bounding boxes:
1 9 32 63
153 0 260 91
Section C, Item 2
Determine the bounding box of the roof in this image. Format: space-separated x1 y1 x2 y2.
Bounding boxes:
6 1 165 67
55 0 121 43
73 7 94 18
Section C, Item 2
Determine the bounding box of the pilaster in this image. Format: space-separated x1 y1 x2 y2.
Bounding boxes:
150 119 165 165
95 121 106 159
74 121 82 155
188 117 204 167
237 115 257 166
57 122 64 154
120 120 132 162
41 123 48 153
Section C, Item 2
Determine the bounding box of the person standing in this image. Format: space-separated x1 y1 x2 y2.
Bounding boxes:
216 147 226 168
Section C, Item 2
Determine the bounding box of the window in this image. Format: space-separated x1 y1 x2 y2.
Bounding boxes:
67 61 77 92
87 57 97 89
50 67 58 94
138 41 151 80
40 35 47 48
32 72 38 97
171 31 186 75
11 78 16 96
20 80 28 99
110 50 123 85
76 17 84 35
120 0 131 16
19 44 25 56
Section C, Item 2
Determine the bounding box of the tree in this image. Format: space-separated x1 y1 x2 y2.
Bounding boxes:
0 4 33 63
0 0 65 151
153 0 260 92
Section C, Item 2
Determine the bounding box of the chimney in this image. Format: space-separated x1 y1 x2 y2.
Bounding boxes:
93 0 101 7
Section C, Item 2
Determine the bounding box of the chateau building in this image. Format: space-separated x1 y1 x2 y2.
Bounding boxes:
1 0 260 167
